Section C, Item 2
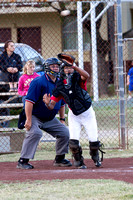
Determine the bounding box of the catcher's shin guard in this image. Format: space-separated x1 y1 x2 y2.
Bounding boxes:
89 141 105 167
69 139 86 169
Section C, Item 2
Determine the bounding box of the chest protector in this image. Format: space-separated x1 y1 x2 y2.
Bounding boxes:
53 72 92 115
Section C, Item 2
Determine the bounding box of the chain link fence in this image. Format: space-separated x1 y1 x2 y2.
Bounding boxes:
0 0 132 154
123 38 133 149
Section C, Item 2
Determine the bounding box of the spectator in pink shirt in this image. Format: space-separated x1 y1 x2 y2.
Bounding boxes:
18 60 39 106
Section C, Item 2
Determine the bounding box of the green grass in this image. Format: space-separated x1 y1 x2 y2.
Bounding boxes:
0 179 133 200
0 148 133 163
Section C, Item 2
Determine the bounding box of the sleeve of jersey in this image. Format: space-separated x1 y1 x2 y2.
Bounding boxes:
80 79 87 91
25 79 42 104
51 95 62 103
51 96 65 108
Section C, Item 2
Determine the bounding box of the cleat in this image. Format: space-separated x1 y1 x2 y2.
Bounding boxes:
78 165 87 169
89 141 105 168
74 160 87 169
95 161 101 167
17 162 34 169
53 159 72 167
74 160 81 167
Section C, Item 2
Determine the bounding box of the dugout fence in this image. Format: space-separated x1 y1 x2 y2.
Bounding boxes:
0 0 132 154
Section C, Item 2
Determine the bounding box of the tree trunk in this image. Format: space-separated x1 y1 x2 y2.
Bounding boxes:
98 53 109 96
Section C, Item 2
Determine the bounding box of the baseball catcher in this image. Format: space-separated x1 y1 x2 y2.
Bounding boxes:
43 53 105 168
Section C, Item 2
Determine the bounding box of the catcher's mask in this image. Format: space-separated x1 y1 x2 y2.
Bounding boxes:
64 73 74 89
44 57 61 78
59 63 74 89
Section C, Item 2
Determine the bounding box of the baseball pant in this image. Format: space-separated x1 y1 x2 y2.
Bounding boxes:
68 106 98 142
20 115 69 159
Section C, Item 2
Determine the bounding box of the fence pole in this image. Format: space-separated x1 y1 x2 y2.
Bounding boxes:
77 2 84 70
117 0 126 149
91 2 99 102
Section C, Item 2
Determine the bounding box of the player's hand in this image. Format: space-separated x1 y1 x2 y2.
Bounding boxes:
60 120 66 125
43 93 51 104
7 67 14 73
24 119 32 131
12 67 18 73
72 63 77 68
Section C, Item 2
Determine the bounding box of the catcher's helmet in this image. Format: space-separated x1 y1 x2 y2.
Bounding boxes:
44 57 61 77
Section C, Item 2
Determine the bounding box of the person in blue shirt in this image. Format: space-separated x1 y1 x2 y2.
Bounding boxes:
127 61 133 100
17 57 72 169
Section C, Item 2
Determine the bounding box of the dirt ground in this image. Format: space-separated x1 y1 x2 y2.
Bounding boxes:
0 157 133 184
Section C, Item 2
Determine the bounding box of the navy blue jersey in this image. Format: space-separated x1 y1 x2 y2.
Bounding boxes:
25 73 65 121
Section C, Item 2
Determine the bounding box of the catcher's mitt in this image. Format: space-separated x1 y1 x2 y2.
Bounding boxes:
57 53 75 66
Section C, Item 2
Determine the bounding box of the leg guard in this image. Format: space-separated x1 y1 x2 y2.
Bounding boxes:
69 139 86 169
89 141 105 167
